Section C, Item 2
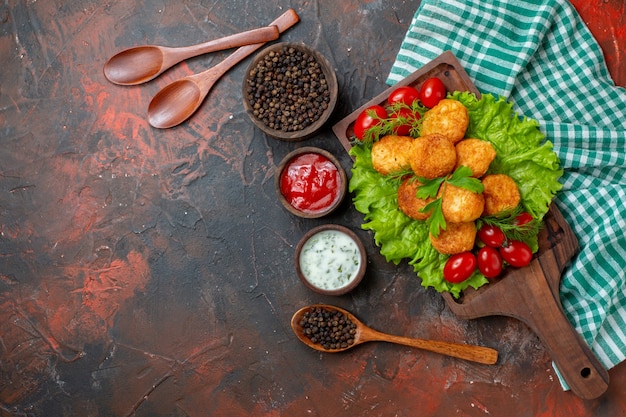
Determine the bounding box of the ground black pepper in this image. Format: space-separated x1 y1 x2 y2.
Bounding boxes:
246 46 331 132
299 307 357 350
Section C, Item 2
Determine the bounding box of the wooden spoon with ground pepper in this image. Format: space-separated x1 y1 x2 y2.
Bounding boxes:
291 304 498 365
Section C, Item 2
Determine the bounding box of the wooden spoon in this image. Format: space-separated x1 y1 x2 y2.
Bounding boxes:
147 8 299 129
291 304 499 365
104 26 279 86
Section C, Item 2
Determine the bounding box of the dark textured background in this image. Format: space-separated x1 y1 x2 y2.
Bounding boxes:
1 1 625 416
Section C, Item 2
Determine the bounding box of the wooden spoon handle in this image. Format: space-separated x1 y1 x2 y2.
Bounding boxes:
165 26 279 62
194 9 300 90
365 328 498 365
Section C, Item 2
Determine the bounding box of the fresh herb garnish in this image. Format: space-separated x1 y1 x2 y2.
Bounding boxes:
447 166 485 193
356 102 427 145
417 166 484 237
360 108 385 144
386 167 416 183
415 176 445 199
422 198 446 236
386 101 426 136
479 206 542 242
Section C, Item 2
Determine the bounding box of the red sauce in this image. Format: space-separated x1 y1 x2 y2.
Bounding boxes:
280 152 341 213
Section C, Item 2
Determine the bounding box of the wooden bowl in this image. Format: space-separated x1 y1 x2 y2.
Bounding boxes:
274 147 347 218
243 42 338 141
294 224 367 296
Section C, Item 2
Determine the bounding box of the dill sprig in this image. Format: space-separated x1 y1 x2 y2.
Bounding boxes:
478 206 542 242
386 168 416 184
353 101 427 145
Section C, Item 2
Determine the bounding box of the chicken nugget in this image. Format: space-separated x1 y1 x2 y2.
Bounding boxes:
371 135 414 175
429 221 477 255
482 174 521 216
397 178 435 220
439 183 484 223
409 134 456 179
455 138 497 178
420 99 469 144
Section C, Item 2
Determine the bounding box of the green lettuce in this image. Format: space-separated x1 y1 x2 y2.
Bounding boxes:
349 92 563 297
454 92 563 218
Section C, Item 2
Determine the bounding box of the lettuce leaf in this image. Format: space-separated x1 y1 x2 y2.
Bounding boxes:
454 92 563 219
349 92 563 297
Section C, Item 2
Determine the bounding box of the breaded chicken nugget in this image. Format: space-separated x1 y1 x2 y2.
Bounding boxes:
371 135 414 175
455 138 497 178
409 134 456 179
429 221 477 255
439 183 485 223
397 178 435 220
482 174 521 216
420 99 469 144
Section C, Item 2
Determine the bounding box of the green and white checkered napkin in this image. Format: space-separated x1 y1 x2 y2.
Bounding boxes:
387 0 626 389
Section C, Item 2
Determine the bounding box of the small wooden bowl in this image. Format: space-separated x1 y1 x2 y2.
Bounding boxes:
295 224 367 296
243 42 338 141
275 147 347 218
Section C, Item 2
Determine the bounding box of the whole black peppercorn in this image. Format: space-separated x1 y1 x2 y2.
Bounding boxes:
246 45 331 133
299 307 356 350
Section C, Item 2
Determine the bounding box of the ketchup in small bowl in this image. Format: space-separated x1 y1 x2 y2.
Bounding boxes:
275 147 347 218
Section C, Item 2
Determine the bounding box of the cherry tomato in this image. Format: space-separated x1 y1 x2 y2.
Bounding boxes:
388 86 420 106
514 212 534 226
353 105 388 140
443 252 477 283
477 224 506 248
477 246 503 279
419 77 447 108
499 240 533 267
391 107 420 136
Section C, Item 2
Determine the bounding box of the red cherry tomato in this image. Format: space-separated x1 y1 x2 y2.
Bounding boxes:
419 77 447 108
514 212 534 226
499 240 533 267
477 224 506 248
391 107 420 136
388 86 420 106
477 246 503 279
353 105 388 140
443 252 477 283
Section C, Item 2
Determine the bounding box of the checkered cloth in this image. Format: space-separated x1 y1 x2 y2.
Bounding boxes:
388 0 626 389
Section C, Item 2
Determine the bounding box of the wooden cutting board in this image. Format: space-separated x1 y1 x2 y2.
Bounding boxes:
332 51 609 399
442 203 608 399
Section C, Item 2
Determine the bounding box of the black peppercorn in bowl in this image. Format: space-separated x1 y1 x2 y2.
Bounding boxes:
243 42 338 141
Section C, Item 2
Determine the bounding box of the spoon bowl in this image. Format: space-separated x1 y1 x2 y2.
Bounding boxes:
104 25 280 86
147 79 204 129
291 304 498 365
105 47 164 85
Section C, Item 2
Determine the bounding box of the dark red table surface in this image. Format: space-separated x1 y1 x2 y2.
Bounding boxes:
1 1 625 416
